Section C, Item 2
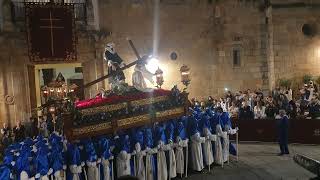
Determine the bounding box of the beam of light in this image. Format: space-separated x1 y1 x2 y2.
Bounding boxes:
146 57 159 73
153 0 160 57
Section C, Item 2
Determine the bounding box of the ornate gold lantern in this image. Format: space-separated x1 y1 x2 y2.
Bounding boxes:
155 67 164 88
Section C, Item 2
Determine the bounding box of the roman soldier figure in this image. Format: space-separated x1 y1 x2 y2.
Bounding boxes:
104 43 126 88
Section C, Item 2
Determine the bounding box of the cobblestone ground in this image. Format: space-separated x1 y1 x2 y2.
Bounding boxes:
185 143 320 180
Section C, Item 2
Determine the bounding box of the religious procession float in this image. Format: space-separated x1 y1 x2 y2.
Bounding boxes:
0 40 240 180
63 40 190 141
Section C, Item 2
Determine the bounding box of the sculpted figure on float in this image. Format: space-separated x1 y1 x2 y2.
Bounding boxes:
103 42 156 94
132 56 155 93
104 42 128 92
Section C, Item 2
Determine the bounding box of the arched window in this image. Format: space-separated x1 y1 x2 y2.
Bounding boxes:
233 48 241 67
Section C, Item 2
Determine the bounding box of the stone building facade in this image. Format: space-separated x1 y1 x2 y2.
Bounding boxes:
0 0 320 126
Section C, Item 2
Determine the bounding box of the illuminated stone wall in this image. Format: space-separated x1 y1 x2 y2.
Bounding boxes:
269 0 320 81
98 0 268 97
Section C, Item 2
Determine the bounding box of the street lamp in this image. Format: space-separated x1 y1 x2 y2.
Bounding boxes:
180 65 191 89
155 67 164 88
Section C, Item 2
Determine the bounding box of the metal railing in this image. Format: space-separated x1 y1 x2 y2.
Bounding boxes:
293 154 320 178
10 0 87 23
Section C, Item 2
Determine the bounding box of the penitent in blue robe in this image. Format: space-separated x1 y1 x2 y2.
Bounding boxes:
0 165 11 180
189 115 206 171
131 128 146 180
35 146 51 178
154 123 170 180
166 121 177 178
175 118 189 175
85 140 100 180
15 146 32 180
99 138 113 180
66 144 82 180
50 145 65 179
116 135 132 178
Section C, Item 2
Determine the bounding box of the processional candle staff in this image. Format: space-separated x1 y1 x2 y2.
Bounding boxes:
155 67 164 88
180 65 191 89
49 106 56 132
42 86 49 103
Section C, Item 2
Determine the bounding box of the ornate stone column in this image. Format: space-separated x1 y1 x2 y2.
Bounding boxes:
266 6 276 91
81 30 110 99
86 0 100 30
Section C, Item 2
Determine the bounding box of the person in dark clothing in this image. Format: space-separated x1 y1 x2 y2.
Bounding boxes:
13 121 25 143
104 43 126 87
30 117 38 138
1 123 11 147
308 97 320 119
304 84 311 100
265 102 277 118
206 96 214 109
288 100 297 119
277 110 289 155
46 113 54 134
278 94 289 111
239 102 254 119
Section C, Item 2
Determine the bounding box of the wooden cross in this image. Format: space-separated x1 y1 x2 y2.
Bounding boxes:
40 10 64 56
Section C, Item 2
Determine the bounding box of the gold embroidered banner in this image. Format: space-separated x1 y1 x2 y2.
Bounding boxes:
25 3 76 62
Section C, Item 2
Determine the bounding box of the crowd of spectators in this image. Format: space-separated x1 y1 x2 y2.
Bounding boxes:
0 110 64 149
1 81 319 149
191 81 320 120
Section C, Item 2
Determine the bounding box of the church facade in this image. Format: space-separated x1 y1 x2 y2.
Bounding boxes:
0 0 320 126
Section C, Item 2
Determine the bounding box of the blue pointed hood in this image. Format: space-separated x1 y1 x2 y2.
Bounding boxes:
166 122 175 142
15 146 31 175
155 124 167 144
120 134 131 152
176 120 187 140
144 128 154 148
85 140 98 162
51 149 64 174
67 143 81 166
0 165 11 180
205 107 215 117
24 137 34 147
35 147 50 176
200 113 211 133
220 112 232 129
189 116 199 136
100 138 112 159
133 128 144 146
3 154 14 168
